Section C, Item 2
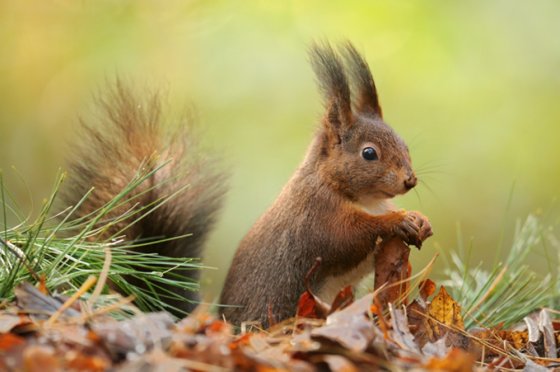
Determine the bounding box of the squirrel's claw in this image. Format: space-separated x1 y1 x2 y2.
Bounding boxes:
392 211 432 249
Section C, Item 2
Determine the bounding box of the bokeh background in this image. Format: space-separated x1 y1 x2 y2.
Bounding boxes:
1 1 559 299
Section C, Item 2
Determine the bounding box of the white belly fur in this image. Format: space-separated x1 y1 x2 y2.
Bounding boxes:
316 197 395 304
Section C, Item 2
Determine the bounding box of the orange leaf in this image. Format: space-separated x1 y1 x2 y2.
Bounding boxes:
329 286 354 314
38 275 48 294
23 345 60 372
500 330 529 350
419 279 436 300
207 320 230 335
66 353 109 372
229 333 252 351
296 291 321 319
372 295 390 340
425 348 475 372
0 333 25 351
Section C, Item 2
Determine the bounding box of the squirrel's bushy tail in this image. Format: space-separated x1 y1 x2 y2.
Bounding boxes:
62 80 226 315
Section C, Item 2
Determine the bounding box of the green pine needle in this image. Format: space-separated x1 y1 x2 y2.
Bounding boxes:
441 215 558 329
0 164 203 316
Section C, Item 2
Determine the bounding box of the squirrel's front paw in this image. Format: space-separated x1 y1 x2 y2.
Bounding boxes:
392 211 433 248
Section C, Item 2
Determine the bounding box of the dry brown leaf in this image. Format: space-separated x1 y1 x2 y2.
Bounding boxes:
0 314 22 333
374 237 411 307
389 305 420 353
406 299 430 347
537 309 557 359
311 293 376 352
318 354 359 372
421 337 451 358
92 312 174 356
311 315 375 352
15 282 80 319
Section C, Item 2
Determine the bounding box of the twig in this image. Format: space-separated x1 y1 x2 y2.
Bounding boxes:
78 295 136 323
46 275 97 326
87 246 112 308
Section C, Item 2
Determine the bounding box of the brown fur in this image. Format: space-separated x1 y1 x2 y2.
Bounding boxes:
220 42 431 327
61 80 227 315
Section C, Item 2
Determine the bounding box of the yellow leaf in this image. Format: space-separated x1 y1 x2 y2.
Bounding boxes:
429 286 464 328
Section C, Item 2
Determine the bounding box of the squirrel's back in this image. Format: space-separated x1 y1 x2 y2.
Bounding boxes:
62 80 226 314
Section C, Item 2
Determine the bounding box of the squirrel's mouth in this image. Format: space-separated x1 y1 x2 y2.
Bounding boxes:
379 191 396 198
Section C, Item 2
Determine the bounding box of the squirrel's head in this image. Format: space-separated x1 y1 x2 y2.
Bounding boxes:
309 41 416 201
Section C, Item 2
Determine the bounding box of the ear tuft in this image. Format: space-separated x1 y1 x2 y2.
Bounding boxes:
309 41 352 130
339 41 382 117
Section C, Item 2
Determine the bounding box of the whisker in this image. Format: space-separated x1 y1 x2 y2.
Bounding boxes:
416 179 439 200
416 170 449 178
413 187 423 209
415 163 449 173
415 159 449 169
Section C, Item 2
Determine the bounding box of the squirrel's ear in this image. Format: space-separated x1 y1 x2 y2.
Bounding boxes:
309 42 353 138
340 42 382 118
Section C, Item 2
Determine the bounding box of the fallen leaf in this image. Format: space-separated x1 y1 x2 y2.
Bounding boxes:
311 315 375 352
329 286 354 314
523 359 549 372
38 275 48 295
0 332 26 351
421 336 450 358
374 237 411 307
419 279 436 300
0 314 22 333
229 333 252 351
65 350 110 372
425 286 470 349
326 293 374 326
23 345 60 372
524 312 541 343
296 258 330 319
428 286 464 331
406 299 430 347
92 312 174 356
500 330 529 350
15 282 79 319
318 354 359 372
296 291 323 319
424 348 475 372
389 304 420 353
311 294 376 352
537 309 556 359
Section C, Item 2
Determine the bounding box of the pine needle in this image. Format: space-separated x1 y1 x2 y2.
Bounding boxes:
441 215 559 329
0 165 205 316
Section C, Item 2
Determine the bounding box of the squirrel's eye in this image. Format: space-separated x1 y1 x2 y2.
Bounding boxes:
362 147 378 161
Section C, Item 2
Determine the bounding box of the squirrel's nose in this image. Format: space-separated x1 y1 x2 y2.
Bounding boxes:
404 174 417 190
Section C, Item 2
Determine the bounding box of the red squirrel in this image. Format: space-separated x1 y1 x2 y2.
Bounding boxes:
61 41 432 324
220 42 432 326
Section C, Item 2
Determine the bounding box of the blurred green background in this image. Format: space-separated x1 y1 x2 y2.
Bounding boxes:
1 1 559 300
